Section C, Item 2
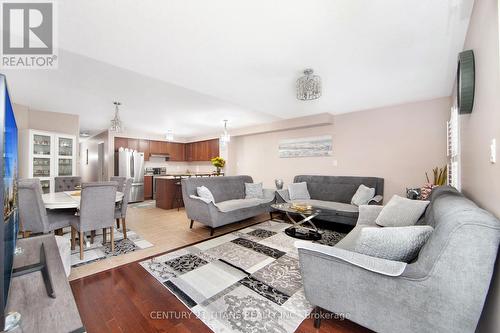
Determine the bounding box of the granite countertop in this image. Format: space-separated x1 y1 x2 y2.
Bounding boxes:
154 172 224 180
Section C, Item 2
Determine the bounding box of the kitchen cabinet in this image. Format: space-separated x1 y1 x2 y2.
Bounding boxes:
114 137 128 151
127 139 139 151
149 140 162 155
114 137 218 162
139 140 150 161
185 139 219 161
169 142 185 161
144 175 153 199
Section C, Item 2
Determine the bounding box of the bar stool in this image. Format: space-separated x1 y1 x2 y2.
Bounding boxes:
171 177 183 211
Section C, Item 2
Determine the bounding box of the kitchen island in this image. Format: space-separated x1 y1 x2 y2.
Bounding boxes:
155 173 224 210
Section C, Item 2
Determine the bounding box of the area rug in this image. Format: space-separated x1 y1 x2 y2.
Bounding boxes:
64 227 154 268
140 219 346 333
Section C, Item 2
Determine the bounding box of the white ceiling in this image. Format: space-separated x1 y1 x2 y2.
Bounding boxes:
2 0 474 137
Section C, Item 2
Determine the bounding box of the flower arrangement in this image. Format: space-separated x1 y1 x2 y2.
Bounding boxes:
211 156 226 174
420 165 448 200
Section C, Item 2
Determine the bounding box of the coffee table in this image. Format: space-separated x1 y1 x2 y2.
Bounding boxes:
271 203 322 240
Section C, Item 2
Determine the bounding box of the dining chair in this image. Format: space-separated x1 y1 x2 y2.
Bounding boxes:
70 181 117 260
115 178 132 238
110 176 126 192
54 176 82 192
18 178 78 235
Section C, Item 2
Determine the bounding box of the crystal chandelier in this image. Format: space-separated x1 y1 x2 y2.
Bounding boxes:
220 120 230 145
165 129 174 141
110 101 123 132
296 68 321 101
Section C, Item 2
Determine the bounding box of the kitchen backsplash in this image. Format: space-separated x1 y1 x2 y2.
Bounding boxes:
145 157 214 173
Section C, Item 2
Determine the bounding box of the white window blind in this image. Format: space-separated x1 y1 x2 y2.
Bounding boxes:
447 106 460 189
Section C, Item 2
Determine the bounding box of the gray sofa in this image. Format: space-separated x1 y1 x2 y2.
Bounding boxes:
182 175 275 235
277 175 384 225
296 186 500 333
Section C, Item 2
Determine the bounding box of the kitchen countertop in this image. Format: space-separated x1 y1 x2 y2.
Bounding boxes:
154 172 224 179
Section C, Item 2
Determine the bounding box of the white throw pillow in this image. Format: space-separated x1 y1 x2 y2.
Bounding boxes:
375 195 430 227
354 226 433 262
245 182 264 199
196 186 215 203
351 184 376 206
288 182 311 200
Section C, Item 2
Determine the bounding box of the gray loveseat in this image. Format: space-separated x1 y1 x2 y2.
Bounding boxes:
182 176 275 235
296 186 500 333
277 175 384 225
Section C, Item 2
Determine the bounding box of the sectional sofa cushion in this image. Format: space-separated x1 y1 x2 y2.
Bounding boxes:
196 186 215 203
245 182 263 199
351 184 376 206
293 199 359 218
353 225 434 262
288 182 310 200
376 195 429 227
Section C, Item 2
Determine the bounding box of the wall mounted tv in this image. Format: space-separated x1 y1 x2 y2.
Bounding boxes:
0 74 19 331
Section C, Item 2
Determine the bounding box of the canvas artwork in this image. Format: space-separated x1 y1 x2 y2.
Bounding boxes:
278 135 333 158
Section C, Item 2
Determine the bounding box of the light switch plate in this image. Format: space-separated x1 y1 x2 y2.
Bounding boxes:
490 139 496 163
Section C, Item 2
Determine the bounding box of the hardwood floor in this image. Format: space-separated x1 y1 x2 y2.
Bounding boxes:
71 261 372 333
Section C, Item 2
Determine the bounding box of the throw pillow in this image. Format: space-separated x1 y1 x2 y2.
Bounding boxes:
375 195 430 227
196 186 215 203
354 226 433 262
351 184 376 206
245 182 264 199
288 182 310 200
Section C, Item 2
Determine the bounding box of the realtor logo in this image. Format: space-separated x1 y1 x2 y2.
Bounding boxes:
1 1 57 68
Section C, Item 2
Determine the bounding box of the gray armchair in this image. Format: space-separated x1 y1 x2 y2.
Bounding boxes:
54 176 82 192
18 178 78 234
115 178 132 238
70 182 117 260
296 186 500 333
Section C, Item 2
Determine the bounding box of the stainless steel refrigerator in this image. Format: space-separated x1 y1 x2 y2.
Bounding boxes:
118 149 145 202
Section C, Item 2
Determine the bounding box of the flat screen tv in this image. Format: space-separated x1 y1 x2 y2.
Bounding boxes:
0 74 19 331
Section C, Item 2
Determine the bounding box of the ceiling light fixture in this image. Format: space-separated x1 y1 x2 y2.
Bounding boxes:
110 101 123 133
165 129 174 142
296 68 321 101
220 120 230 145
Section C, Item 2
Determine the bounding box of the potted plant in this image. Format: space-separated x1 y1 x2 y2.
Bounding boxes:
211 156 226 175
420 165 447 200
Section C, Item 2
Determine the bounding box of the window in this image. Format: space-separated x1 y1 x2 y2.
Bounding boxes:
447 106 460 189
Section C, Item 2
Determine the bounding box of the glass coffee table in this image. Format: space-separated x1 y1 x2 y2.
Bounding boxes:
271 203 322 240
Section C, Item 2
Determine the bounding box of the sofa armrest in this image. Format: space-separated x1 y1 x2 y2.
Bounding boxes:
368 194 383 205
189 194 212 204
276 189 290 203
295 241 407 277
356 205 384 226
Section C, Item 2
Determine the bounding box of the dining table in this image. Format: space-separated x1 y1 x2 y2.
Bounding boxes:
42 190 124 209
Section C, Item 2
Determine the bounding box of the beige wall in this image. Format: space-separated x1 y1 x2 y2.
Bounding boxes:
459 0 500 331
227 97 450 199
13 103 80 176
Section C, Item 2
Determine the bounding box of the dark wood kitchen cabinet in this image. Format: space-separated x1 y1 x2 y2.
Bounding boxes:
186 139 219 161
149 140 162 155
168 142 185 161
139 139 150 161
114 137 129 151
144 175 153 199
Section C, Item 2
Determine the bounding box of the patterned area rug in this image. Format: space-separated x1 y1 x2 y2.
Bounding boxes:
140 219 346 333
64 227 154 268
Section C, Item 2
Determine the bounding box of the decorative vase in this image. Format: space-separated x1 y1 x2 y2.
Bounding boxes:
275 179 284 190
216 167 221 175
